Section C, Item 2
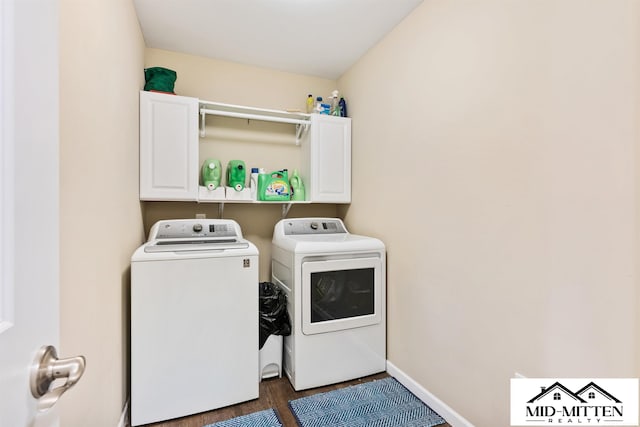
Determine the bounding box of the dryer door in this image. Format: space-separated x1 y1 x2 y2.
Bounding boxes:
301 257 382 335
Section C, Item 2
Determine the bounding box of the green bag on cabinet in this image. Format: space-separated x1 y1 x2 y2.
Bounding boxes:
143 67 177 93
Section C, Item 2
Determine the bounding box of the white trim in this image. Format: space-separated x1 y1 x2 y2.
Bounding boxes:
0 0 15 335
117 398 130 427
386 360 475 427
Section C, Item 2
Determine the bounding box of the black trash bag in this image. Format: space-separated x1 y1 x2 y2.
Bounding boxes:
259 281 291 349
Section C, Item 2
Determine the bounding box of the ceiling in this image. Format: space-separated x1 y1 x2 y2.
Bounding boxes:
133 0 424 80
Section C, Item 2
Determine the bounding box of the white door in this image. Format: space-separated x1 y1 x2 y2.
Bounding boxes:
0 1 83 426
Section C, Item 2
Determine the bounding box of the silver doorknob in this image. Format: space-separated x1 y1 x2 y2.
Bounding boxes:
30 345 86 411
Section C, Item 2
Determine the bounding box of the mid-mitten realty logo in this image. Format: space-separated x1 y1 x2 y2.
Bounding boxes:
511 378 638 426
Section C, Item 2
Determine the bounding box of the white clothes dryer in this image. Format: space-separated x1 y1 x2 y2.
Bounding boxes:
130 219 259 426
271 218 386 391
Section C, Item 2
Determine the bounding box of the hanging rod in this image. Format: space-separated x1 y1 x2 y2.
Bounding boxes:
198 100 311 141
200 108 310 126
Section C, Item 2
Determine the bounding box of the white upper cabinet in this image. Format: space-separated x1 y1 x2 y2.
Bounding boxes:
302 114 351 203
139 91 199 201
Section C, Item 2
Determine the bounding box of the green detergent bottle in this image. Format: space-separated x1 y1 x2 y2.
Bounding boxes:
258 170 291 201
226 160 246 191
201 158 221 190
290 169 305 201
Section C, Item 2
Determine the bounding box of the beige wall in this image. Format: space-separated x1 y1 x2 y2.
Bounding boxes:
59 0 145 425
143 49 340 281
56 2 640 425
145 48 337 112
339 1 640 425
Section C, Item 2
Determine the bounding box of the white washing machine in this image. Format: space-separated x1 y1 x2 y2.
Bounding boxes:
271 218 386 391
130 219 259 426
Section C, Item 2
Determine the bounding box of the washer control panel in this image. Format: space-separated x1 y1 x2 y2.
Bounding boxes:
150 219 240 240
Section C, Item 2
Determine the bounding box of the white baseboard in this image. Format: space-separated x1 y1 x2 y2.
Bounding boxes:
386 361 475 427
117 398 130 427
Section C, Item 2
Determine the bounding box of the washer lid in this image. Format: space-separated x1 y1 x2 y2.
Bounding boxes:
144 237 250 253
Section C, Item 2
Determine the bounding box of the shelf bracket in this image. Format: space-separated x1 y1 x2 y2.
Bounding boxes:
295 123 308 145
281 203 292 218
200 110 207 138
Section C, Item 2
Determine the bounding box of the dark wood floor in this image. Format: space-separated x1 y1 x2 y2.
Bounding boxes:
144 373 450 427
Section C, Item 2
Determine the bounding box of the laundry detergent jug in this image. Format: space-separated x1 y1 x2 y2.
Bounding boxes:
289 169 305 201
226 160 246 191
258 170 291 201
201 158 222 190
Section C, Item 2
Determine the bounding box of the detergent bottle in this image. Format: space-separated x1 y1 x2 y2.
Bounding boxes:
258 170 291 201
330 90 340 116
290 169 305 201
306 94 314 114
338 97 347 117
201 158 221 190
226 160 246 191
250 168 260 200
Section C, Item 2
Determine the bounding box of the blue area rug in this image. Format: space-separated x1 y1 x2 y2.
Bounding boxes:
288 377 445 427
203 408 283 427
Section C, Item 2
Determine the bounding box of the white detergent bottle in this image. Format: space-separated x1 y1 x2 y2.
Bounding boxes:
250 167 259 201
330 90 340 116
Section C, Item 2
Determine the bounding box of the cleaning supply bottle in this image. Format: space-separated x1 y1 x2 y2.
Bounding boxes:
250 167 260 200
290 169 305 201
306 94 314 114
338 97 347 117
258 170 291 201
226 160 246 191
201 158 222 190
315 96 323 114
330 90 340 116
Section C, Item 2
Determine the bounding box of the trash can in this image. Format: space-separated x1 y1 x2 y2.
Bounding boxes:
258 281 291 380
260 335 283 380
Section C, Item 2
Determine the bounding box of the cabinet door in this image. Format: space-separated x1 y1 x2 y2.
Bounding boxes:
309 115 351 203
139 91 198 201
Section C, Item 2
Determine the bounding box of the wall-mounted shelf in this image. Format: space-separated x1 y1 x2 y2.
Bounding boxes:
197 195 311 218
199 100 311 143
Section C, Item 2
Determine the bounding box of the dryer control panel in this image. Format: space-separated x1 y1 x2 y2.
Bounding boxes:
282 218 347 235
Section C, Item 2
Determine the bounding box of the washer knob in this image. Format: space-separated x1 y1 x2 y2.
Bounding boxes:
193 223 203 232
310 222 318 230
